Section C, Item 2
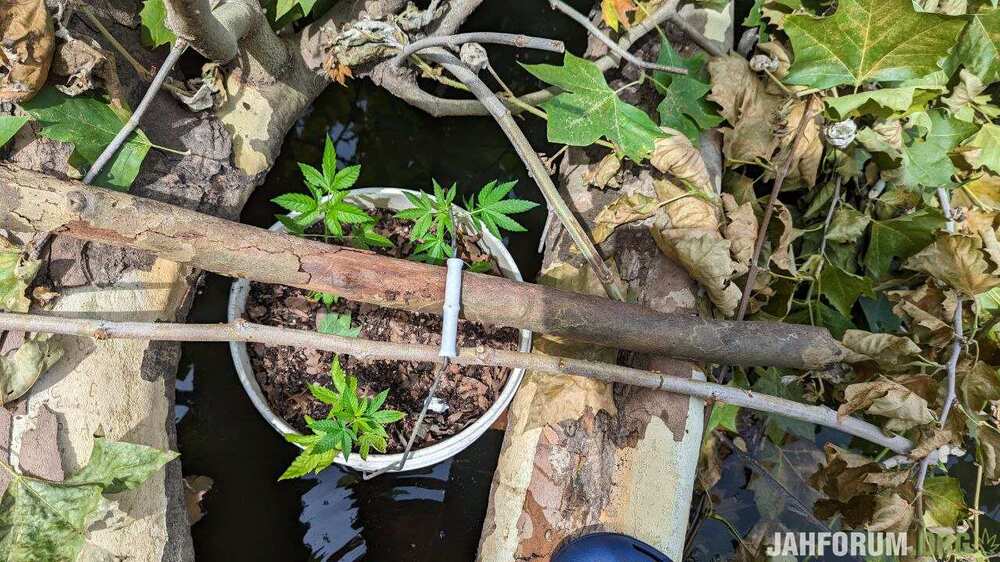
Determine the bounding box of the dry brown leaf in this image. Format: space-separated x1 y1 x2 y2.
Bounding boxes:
184 475 214 525
0 334 63 404
656 231 741 317
584 153 622 189
811 444 908 526
867 493 913 533
959 361 1000 415
756 41 792 78
722 193 757 273
708 55 785 166
887 283 953 348
857 120 904 159
52 35 125 107
773 99 823 188
769 201 797 274
591 192 660 243
905 233 1000 296
841 329 923 369
839 380 935 432
977 425 1000 485
650 132 714 194
0 0 54 102
955 174 1000 210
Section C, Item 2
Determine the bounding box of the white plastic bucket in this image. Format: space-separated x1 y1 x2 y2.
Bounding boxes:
228 187 532 473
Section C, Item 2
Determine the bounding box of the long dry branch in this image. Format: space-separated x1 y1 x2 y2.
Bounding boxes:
0 312 912 455
395 33 565 63
422 50 627 301
0 164 849 369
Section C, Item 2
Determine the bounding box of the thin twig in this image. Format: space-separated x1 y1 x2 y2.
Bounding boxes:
78 7 154 82
548 0 687 75
665 10 725 58
0 312 913 454
818 177 842 257
84 40 189 184
395 32 565 65
917 188 966 495
735 96 821 320
424 49 628 301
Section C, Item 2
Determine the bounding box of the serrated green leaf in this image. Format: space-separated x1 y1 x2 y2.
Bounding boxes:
0 438 175 560
371 409 405 424
523 53 665 161
819 260 875 315
864 208 946 279
271 193 317 213
330 358 347 393
332 165 361 191
298 163 326 189
21 88 151 191
783 0 966 89
308 383 340 406
894 109 977 188
316 312 361 337
140 0 175 48
948 10 1000 84
654 42 722 142
0 116 28 148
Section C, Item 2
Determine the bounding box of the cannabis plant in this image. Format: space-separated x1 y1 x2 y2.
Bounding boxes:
280 358 404 480
394 179 538 264
272 136 391 249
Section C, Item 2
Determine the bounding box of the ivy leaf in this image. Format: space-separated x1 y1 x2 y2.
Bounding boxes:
275 0 319 19
21 88 151 191
522 53 665 162
0 116 28 148
947 10 1000 84
0 438 176 561
892 110 977 189
964 123 1000 174
139 0 175 49
783 0 967 89
654 42 722 142
864 208 946 279
316 312 362 337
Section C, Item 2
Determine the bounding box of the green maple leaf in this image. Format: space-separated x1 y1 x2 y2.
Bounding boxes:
818 260 874 316
316 312 361 338
864 208 946 279
274 0 319 20
965 123 1000 173
21 88 152 191
139 0 175 49
654 42 723 142
0 116 28 149
783 0 966 89
0 438 176 562
894 109 977 188
948 10 1000 84
824 86 939 119
522 53 665 162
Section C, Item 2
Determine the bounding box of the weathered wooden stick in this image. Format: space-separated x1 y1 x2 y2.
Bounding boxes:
0 312 911 454
0 164 849 369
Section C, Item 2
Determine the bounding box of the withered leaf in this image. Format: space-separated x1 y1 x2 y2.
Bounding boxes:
905 233 1000 296
0 0 54 103
841 329 922 369
840 380 935 432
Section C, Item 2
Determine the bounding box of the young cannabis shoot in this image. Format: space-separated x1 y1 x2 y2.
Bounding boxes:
271 135 392 250
394 179 538 264
280 358 405 480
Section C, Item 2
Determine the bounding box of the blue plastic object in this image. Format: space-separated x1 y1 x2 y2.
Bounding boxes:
551 532 673 562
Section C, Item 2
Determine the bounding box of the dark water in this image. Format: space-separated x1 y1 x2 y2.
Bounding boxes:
175 2 592 560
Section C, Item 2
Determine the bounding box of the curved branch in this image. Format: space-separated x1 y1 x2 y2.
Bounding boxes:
548 0 687 74
163 0 256 62
425 49 628 300
395 33 565 63
0 312 912 455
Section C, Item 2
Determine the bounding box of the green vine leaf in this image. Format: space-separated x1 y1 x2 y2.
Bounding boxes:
964 122 1000 173
893 109 977 188
316 312 362 337
0 116 28 148
654 42 722 142
21 88 152 191
275 0 319 20
783 0 966 89
139 0 175 49
0 438 176 562
522 53 665 162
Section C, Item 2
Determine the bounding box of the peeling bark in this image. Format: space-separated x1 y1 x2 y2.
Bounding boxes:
0 164 849 370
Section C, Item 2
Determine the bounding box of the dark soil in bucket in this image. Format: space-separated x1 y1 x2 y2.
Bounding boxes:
244 210 521 453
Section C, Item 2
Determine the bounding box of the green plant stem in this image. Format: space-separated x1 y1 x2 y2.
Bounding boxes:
0 311 913 455
424 49 628 300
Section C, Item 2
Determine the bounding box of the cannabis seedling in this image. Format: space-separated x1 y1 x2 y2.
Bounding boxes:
280 358 405 480
394 179 538 264
271 136 392 250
